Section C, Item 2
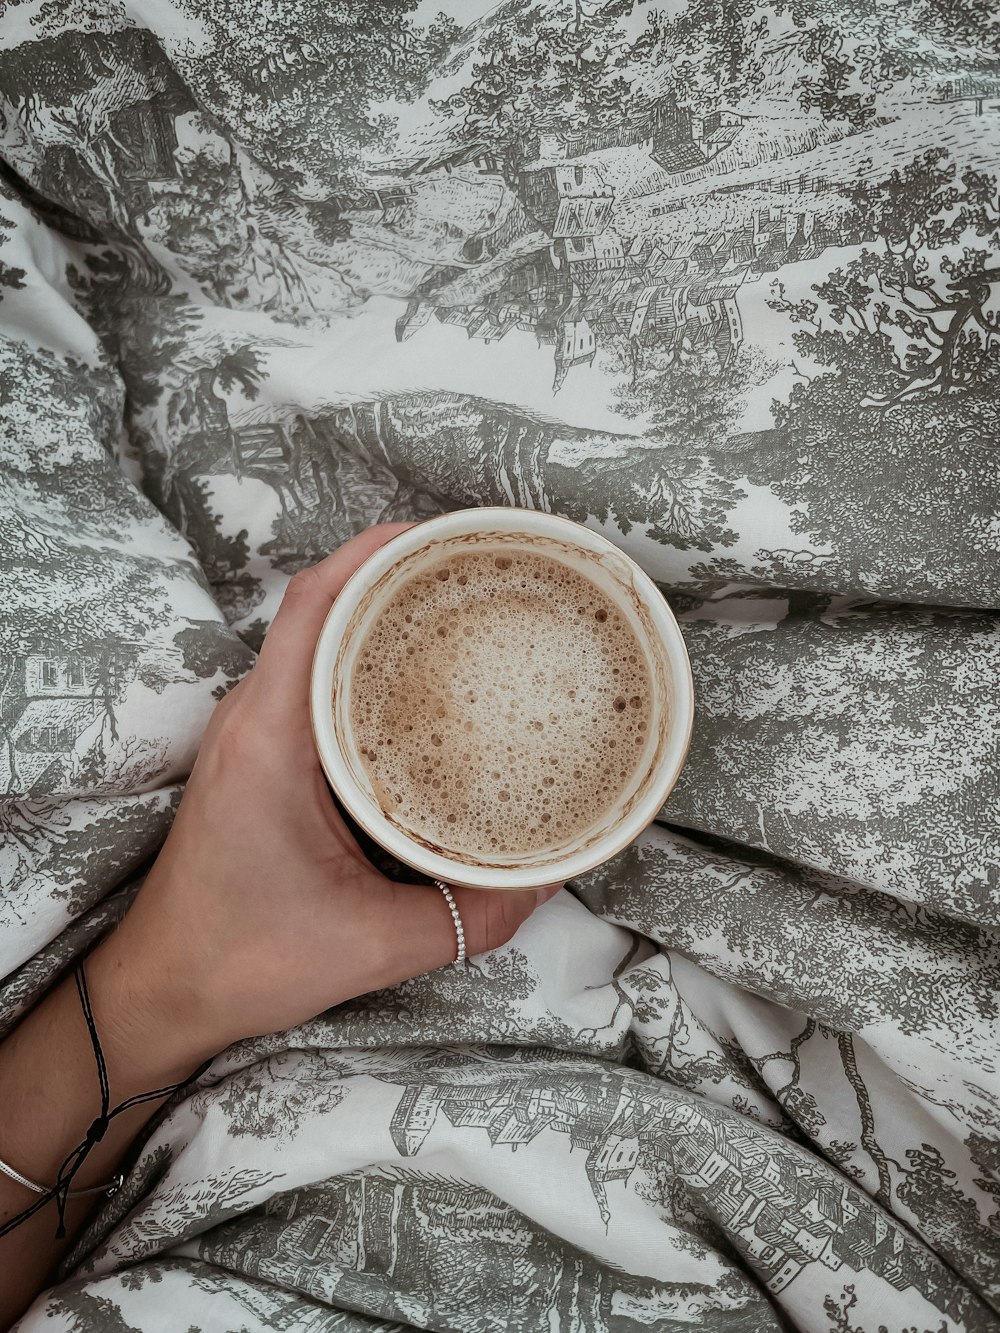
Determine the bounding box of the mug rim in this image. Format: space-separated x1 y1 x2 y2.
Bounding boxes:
309 508 694 889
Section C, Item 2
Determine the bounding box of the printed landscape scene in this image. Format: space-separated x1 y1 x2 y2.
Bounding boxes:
0 2 997 1331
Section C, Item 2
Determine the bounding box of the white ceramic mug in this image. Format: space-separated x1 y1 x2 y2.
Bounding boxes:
310 508 694 890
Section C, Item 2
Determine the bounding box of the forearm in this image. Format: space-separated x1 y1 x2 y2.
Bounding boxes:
0 935 216 1330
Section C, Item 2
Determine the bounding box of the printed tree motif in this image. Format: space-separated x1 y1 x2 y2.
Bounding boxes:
334 945 580 1049
6 17 464 318
0 338 185 871
723 149 1000 600
1 787 178 932
896 1143 997 1291
823 1285 868 1333
611 342 752 440
835 1032 893 1208
1 551 171 766
434 0 644 165
67 253 268 614
549 443 744 551
43 1291 144 1332
669 605 1000 921
172 620 254 700
134 340 262 559
528 335 771 553
162 340 261 449
436 0 884 162
192 1050 348 1140
144 142 261 305
792 149 1000 409
0 546 174 826
0 339 145 540
0 207 26 299
627 959 777 1120
551 341 759 549
776 0 1000 113
637 1170 722 1262
237 617 270 654
171 0 458 196
320 388 740 548
433 0 962 167
118 1268 165 1291
579 818 999 1046
0 875 124 1023
752 1017 826 1136
71 1140 175 1255
0 29 194 234
789 0 1000 55
634 0 762 112
823 1282 952 1333
70 243 401 604
646 0 998 127
86 1166 286 1269
142 131 362 319
822 1138 865 1183
967 1131 1000 1235
66 244 197 424
68 255 252 594
575 931 646 1049
29 0 133 36
785 23 894 129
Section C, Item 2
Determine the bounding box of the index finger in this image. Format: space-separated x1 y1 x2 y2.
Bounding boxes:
254 522 417 716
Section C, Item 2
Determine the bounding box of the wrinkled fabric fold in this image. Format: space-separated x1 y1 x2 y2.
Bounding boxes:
0 3 997 1329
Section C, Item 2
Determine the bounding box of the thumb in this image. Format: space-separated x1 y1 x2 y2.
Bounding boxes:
453 881 564 960
383 881 562 980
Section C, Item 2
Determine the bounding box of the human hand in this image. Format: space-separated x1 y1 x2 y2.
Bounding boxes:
90 525 561 1071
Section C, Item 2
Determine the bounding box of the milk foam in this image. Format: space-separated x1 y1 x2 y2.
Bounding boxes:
348 548 651 859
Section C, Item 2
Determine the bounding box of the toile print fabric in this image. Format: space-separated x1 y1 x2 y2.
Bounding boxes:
0 0 998 1329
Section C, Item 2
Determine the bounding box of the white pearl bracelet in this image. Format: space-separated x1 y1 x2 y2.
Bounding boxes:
434 881 467 964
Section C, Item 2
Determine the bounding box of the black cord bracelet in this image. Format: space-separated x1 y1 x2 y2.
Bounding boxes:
0 956 212 1241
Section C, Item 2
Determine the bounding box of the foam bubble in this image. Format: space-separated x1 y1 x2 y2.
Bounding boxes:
347 548 652 858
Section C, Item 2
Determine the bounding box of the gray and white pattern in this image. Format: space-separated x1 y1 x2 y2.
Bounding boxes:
0 1 997 1329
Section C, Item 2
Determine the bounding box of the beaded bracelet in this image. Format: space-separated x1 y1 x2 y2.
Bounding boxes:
433 881 467 964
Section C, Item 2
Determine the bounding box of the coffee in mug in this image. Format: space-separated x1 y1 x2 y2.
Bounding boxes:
310 508 693 891
349 547 652 859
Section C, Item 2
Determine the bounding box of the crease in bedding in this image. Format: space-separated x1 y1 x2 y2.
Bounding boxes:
0 2 997 1328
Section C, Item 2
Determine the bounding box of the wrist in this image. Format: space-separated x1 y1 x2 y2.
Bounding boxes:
86 928 220 1099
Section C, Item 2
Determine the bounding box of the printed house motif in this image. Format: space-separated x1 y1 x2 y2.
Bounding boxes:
391 164 851 394
381 1066 968 1318
0 649 124 791
518 165 616 237
390 167 863 396
649 105 747 173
